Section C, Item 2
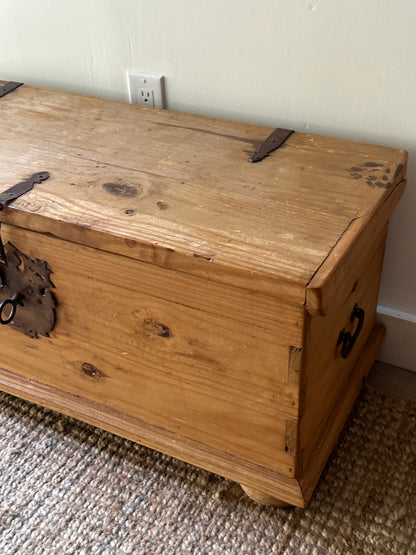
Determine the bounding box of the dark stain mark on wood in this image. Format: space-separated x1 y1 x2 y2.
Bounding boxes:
394 163 404 179
103 182 139 198
385 168 391 174
150 244 158 264
125 238 136 248
163 246 175 266
363 162 383 168
143 319 172 338
157 201 169 210
285 420 297 455
180 339 226 373
193 253 213 262
81 362 104 379
349 163 392 189
182 350 226 374
124 209 136 215
288 346 303 385
44 232 60 240
351 280 358 294
154 122 261 148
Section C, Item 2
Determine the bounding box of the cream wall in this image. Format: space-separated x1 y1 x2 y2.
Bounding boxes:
1 0 415 368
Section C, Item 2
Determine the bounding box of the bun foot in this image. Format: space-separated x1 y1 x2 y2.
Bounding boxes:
240 484 290 507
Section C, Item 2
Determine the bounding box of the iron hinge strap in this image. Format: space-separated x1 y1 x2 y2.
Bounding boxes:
0 171 49 210
250 127 294 163
0 81 23 98
0 171 50 263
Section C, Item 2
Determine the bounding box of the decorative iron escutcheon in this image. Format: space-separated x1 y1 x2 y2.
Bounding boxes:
337 303 365 359
0 171 56 338
0 244 56 338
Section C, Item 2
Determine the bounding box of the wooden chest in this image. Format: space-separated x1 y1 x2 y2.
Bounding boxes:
0 82 407 507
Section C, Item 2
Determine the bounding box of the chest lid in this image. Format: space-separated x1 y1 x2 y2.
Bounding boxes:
0 82 407 312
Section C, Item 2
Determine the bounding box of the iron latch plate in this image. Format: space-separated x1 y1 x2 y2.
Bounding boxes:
0 171 55 338
0 243 56 338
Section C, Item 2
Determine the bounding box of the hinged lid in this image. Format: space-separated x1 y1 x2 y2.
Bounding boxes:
0 82 407 313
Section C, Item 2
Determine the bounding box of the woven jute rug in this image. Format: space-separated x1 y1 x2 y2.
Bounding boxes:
1 385 415 555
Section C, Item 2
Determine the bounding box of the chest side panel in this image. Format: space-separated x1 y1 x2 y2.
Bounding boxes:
0 224 304 481
298 229 387 495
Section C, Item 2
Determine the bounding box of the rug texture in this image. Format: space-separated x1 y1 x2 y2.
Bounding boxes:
0 385 415 555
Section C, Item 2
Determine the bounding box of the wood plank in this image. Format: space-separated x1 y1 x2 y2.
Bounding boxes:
299 236 387 473
3 224 305 341
0 225 302 475
0 367 306 508
306 176 407 315
0 84 408 298
299 322 385 504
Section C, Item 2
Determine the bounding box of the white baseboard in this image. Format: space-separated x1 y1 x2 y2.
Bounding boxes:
376 306 416 372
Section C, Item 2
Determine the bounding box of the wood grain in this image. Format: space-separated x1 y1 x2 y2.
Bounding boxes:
0 321 385 509
0 84 408 301
0 83 407 508
1 224 303 476
0 366 306 507
299 235 387 475
306 177 406 315
299 322 385 504
240 484 290 507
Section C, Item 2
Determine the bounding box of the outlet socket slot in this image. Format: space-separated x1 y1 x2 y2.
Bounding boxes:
127 71 166 108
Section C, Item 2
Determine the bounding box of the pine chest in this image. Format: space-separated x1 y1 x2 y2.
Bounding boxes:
0 81 407 507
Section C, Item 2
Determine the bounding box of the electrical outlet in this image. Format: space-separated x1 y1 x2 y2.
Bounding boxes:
127 71 166 108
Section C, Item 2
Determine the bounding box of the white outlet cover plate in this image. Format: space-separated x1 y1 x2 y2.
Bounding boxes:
127 70 166 108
